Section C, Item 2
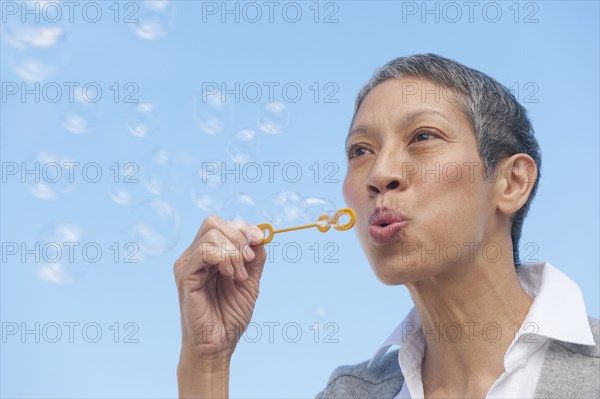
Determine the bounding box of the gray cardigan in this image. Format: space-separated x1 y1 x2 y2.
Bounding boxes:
316 316 599 398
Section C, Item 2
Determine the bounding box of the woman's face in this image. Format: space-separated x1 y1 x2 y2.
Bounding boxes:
343 77 498 285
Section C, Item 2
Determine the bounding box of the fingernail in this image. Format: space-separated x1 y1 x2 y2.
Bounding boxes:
250 229 264 243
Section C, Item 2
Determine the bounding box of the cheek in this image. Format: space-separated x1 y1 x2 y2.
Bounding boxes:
342 173 359 207
416 168 488 241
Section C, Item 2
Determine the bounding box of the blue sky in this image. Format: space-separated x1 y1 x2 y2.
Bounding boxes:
1 1 598 398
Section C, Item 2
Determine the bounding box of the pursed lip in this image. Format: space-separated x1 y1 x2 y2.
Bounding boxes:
368 207 408 244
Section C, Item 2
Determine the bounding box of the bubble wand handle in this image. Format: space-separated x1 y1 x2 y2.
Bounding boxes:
256 208 356 244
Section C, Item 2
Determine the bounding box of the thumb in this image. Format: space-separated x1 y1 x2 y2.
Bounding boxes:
246 243 267 281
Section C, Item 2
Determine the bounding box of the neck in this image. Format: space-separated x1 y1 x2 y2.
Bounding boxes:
405 257 534 397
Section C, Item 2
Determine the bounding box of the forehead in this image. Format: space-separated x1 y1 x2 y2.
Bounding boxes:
347 77 469 143
357 77 464 119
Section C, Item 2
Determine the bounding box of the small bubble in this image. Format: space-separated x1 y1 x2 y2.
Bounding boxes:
302 197 336 223
128 199 180 256
141 148 174 195
315 306 327 318
132 0 176 40
26 152 75 200
262 191 305 225
192 91 233 136
221 193 259 222
35 222 87 284
227 129 260 164
257 102 290 135
60 87 98 134
109 163 140 206
127 102 157 138
191 163 230 212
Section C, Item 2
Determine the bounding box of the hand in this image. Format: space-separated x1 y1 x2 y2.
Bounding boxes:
174 215 267 362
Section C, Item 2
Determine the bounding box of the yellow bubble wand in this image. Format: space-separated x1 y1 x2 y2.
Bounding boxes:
257 208 356 244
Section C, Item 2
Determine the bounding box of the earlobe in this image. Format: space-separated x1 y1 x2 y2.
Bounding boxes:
496 154 538 216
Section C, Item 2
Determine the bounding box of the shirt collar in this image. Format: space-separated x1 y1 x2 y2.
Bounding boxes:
514 261 596 346
367 261 596 368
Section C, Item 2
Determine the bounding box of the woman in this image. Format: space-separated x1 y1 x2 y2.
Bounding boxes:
173 54 599 398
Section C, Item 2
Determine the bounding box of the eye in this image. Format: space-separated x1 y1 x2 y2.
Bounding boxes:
411 129 438 143
346 143 370 159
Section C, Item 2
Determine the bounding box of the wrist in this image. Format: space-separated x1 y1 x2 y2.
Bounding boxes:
178 348 232 373
177 352 231 398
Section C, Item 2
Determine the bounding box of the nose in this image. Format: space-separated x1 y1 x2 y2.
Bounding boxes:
366 153 406 196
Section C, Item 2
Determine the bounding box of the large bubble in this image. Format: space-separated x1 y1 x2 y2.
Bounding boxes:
302 197 336 223
262 191 305 225
128 199 180 256
221 193 259 223
2 2 69 81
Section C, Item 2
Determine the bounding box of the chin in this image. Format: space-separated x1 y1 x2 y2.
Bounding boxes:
369 257 442 286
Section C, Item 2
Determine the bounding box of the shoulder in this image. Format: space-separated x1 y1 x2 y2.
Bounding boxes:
551 315 600 358
535 316 600 398
315 350 404 398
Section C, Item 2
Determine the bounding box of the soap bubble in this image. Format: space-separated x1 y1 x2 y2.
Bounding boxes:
132 0 175 40
257 102 290 135
109 162 141 206
109 186 134 205
34 222 87 284
192 91 233 136
60 87 98 134
9 47 66 82
191 163 230 212
262 191 305 225
315 306 327 318
302 197 336 223
127 102 157 138
221 193 259 222
141 148 174 195
129 200 180 256
227 129 260 164
26 152 76 200
2 4 69 82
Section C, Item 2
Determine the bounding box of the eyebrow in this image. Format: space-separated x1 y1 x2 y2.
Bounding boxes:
345 109 450 147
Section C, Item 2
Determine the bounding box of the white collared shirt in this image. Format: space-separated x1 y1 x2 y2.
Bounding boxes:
366 261 597 398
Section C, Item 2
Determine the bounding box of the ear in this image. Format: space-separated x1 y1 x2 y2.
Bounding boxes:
494 154 538 217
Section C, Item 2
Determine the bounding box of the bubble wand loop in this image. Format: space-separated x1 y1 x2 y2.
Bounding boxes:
257 208 356 244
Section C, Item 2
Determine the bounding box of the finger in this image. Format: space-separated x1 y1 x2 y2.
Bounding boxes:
208 219 257 264
230 220 265 246
195 229 250 282
182 215 229 257
245 242 268 282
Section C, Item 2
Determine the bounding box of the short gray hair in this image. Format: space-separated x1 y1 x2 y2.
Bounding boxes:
352 53 542 266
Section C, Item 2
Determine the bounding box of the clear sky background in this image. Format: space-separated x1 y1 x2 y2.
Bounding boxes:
1 1 598 398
